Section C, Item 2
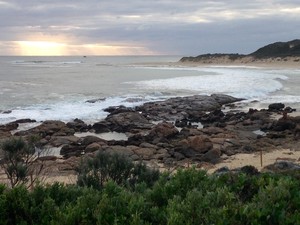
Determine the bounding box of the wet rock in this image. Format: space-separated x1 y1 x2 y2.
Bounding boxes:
1 110 12 114
15 119 37 123
137 94 241 121
0 122 18 132
15 120 75 137
85 98 106 103
211 94 244 105
67 119 89 132
104 105 134 114
284 106 296 113
91 122 111 133
201 109 225 123
268 103 285 111
106 112 152 132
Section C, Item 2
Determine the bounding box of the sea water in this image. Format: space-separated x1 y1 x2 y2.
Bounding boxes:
0 56 299 125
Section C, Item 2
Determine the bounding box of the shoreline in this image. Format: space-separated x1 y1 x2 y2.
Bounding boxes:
177 55 300 69
1 94 300 185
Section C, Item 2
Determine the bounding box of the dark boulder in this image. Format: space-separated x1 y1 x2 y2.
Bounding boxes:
268 103 285 111
91 122 111 133
200 148 221 164
271 119 296 131
105 112 152 132
67 119 89 132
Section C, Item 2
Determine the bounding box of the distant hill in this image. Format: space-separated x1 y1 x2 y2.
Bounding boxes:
250 39 300 58
180 39 300 63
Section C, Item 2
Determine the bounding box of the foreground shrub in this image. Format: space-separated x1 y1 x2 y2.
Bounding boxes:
0 137 46 188
0 168 300 224
76 151 160 190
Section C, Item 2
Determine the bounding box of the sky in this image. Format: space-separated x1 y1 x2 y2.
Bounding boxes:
0 0 299 56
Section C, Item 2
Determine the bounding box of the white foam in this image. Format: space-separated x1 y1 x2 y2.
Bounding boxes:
0 95 163 125
128 67 288 100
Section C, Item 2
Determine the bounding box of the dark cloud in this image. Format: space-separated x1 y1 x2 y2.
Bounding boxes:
0 0 299 55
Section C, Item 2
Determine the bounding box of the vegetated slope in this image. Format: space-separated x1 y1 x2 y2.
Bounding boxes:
250 39 300 58
180 39 300 62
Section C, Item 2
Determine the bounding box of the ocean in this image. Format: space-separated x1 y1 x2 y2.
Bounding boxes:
1 56 300 125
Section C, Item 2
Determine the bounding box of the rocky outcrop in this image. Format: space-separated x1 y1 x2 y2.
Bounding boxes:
1 95 299 173
137 94 241 121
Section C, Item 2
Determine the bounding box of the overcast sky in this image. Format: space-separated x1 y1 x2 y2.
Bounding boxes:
0 0 299 56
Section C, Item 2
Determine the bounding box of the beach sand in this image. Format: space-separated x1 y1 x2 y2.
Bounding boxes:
176 56 300 69
208 148 300 173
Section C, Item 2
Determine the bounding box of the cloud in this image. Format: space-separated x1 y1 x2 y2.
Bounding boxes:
0 0 299 55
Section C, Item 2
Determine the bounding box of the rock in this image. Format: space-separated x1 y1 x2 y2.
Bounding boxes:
37 156 58 161
85 143 101 152
268 103 285 111
79 135 107 146
200 149 221 164
85 98 106 103
211 94 243 105
271 119 296 131
104 105 134 114
137 94 241 121
0 130 12 139
177 135 213 157
214 166 230 175
174 152 185 160
49 135 80 147
187 136 213 153
202 126 224 135
67 119 89 132
139 142 158 149
147 122 179 139
263 161 300 172
1 110 12 114
15 120 75 137
60 144 85 158
102 145 134 157
91 122 111 133
14 119 37 123
133 147 157 160
106 112 152 132
0 122 18 132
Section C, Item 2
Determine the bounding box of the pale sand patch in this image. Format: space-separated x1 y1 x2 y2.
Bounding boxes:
208 148 300 173
175 56 300 69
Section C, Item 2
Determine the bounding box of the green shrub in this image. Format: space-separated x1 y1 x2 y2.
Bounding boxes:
0 137 45 188
0 166 300 224
77 151 159 190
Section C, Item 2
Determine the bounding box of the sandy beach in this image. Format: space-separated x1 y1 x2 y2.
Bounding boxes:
175 56 300 69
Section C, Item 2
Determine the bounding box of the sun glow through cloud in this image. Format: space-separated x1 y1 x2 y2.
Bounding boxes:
14 40 153 56
17 41 67 56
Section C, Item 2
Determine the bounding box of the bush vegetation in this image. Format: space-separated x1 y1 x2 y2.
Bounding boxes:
1 138 300 224
0 167 299 224
0 137 45 189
